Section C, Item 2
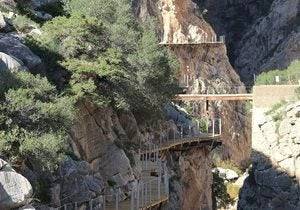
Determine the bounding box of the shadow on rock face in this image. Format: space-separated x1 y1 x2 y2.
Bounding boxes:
238 150 300 210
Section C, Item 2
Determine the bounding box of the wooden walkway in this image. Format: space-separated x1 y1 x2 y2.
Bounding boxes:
175 93 253 101
140 134 221 155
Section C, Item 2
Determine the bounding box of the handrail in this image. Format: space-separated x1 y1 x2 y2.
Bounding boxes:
159 35 225 45
139 118 222 154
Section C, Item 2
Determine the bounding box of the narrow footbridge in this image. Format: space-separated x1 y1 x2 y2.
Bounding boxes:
175 93 253 101
139 133 221 155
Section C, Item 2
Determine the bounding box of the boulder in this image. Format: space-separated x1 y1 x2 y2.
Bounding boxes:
0 159 33 209
212 167 239 181
0 34 42 70
55 158 104 205
32 10 52 21
0 12 6 29
0 52 28 72
17 205 35 210
30 0 60 9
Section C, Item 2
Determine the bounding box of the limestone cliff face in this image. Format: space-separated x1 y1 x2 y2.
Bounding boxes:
70 101 137 191
160 0 215 43
199 0 300 84
133 0 251 209
165 148 213 210
239 102 300 209
157 0 251 166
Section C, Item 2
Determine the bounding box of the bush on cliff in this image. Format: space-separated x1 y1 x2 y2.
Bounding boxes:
32 3 178 119
255 60 300 85
0 71 75 171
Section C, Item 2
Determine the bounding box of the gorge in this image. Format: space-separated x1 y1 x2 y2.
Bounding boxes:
0 0 299 210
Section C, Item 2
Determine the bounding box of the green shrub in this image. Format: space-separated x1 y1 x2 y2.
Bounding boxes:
256 60 300 85
0 71 75 171
12 15 38 33
295 87 300 99
212 171 235 209
107 180 117 187
32 8 179 119
265 100 287 115
272 112 283 122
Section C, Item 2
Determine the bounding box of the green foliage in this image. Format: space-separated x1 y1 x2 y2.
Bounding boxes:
107 180 117 187
212 171 235 209
12 15 38 33
0 71 75 171
65 0 139 54
295 87 300 99
244 101 253 114
265 100 287 115
33 6 179 119
256 60 300 85
33 177 51 203
192 118 208 133
37 1 66 17
272 112 283 122
38 14 108 59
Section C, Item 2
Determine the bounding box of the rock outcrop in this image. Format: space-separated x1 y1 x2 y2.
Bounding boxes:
158 0 251 166
0 52 27 71
0 34 42 70
70 101 137 199
165 148 213 210
49 158 105 207
199 0 300 84
0 159 33 209
239 101 300 209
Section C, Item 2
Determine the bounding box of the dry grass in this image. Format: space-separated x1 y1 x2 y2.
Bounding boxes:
226 183 241 200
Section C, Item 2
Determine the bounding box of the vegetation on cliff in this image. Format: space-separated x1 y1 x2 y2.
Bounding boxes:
0 0 179 171
0 71 74 171
255 60 300 85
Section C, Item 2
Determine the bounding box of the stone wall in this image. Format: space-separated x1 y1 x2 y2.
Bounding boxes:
253 85 300 108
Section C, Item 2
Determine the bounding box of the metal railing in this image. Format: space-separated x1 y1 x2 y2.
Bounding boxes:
139 118 221 154
160 35 225 45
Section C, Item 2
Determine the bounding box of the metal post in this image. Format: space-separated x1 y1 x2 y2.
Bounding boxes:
180 126 183 138
158 176 161 199
137 182 140 210
89 200 93 210
103 196 106 210
212 119 215 137
219 118 222 135
116 189 119 210
145 152 148 171
206 118 209 133
74 202 78 210
186 74 189 87
145 182 148 206
149 180 152 203
131 188 134 210
64 204 67 210
141 183 144 208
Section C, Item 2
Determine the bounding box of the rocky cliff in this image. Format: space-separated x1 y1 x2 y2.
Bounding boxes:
144 0 251 166
198 0 300 84
134 0 251 209
165 148 213 210
239 101 300 209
